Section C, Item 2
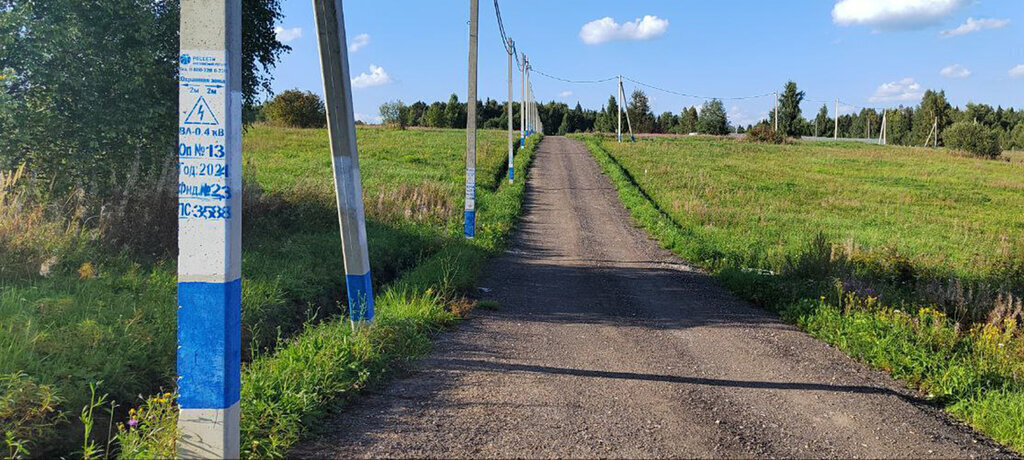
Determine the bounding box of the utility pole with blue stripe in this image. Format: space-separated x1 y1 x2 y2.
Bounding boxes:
176 0 242 456
313 0 375 323
507 37 514 184
465 0 479 239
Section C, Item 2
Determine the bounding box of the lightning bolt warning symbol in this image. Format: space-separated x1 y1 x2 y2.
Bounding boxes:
184 96 220 126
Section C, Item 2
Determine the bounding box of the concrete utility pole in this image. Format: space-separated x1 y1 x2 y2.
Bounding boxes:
176 0 242 456
774 91 778 132
313 0 375 323
506 38 514 184
617 75 623 142
464 0 479 239
520 53 526 147
834 98 839 140
525 58 531 135
878 110 887 145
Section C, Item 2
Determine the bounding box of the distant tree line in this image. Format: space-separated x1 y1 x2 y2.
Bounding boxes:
759 81 1024 153
264 79 1024 156
371 89 733 137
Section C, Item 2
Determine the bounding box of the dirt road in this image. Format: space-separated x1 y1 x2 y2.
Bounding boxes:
292 136 1011 458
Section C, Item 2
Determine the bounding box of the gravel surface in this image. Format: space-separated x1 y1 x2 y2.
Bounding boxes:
291 136 1013 459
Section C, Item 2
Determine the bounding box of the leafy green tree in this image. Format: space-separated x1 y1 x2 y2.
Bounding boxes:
912 90 952 146
379 100 407 129
697 99 729 135
444 93 465 128
594 95 619 133
405 101 427 126
627 90 655 133
812 104 831 137
777 81 805 137
1012 123 1024 150
264 90 326 128
0 0 288 199
678 107 699 134
656 111 678 133
423 102 446 128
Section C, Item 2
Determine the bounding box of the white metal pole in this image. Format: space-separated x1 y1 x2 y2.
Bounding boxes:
507 38 514 184
314 0 375 323
176 0 242 456
464 0 479 239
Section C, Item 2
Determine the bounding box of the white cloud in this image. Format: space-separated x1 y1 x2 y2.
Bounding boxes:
349 33 371 52
274 26 302 43
941 17 1010 37
558 90 573 98
832 0 968 30
940 64 971 78
1010 65 1024 78
868 77 923 103
579 15 669 45
351 64 392 89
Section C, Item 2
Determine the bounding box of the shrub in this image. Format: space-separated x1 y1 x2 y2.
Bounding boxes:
943 122 1001 158
263 90 326 129
745 124 786 144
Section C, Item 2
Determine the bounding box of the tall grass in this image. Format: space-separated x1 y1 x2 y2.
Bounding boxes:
580 134 1024 452
0 126 526 456
114 133 542 458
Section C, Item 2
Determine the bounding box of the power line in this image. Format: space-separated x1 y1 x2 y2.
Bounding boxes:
623 76 773 101
531 68 617 84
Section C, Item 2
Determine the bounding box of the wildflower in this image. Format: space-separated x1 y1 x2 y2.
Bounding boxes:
78 262 96 279
128 418 139 428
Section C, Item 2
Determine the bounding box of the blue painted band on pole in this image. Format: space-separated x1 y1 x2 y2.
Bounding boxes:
345 272 374 321
508 165 514 182
464 209 476 238
177 279 242 409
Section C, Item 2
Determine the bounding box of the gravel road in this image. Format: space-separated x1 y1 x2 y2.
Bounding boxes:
291 136 1013 459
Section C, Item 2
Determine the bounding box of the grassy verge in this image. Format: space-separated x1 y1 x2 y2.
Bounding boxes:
0 125 529 456
578 134 1024 452
115 133 541 458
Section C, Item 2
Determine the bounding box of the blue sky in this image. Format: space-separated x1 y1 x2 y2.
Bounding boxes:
270 0 1024 126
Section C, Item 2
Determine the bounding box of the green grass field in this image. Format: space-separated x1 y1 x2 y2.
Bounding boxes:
581 134 1024 452
0 125 533 456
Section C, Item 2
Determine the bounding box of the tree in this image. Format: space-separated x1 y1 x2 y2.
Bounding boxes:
656 111 678 134
777 81 805 137
813 104 831 137
943 122 1002 158
444 93 465 128
678 107 699 134
1012 123 1024 151
697 99 729 135
912 90 952 146
627 90 655 133
0 0 288 199
405 101 427 126
594 95 619 133
423 102 447 128
264 90 326 128
379 100 407 129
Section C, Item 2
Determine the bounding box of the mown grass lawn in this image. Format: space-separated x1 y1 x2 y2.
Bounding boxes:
0 125 526 456
581 134 1024 453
